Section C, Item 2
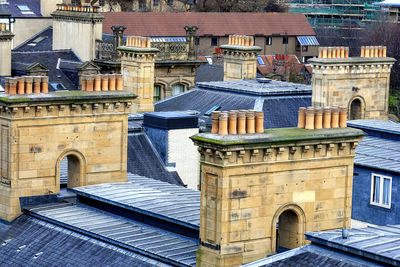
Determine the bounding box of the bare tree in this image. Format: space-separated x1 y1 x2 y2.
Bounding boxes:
193 0 286 12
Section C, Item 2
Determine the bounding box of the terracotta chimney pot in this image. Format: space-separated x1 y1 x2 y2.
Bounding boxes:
378 46 383 57
318 47 323 58
336 46 341 58
4 77 9 94
228 111 238 135
331 106 339 128
322 47 327 58
344 47 349 58
383 46 387 57
218 112 228 136
297 107 306 128
339 106 347 128
211 111 220 134
249 36 254 46
41 76 48 93
237 111 246 134
109 74 116 91
246 111 255 134
25 76 33 94
365 46 370 57
323 107 332 129
86 75 94 92
305 107 315 130
374 46 379 57
17 77 25 95
101 75 109 91
244 36 250 46
255 111 264 133
8 78 17 95
360 46 365 57
229 35 232 45
332 47 337 58
94 74 102 91
116 74 123 91
314 107 323 129
33 77 41 94
327 47 332 59
340 47 345 58
81 75 87 91
146 37 151 48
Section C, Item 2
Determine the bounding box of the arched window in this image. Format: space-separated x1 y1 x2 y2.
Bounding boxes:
172 84 185 96
154 85 162 102
350 98 362 120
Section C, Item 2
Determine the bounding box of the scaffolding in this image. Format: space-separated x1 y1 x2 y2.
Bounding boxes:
286 0 383 29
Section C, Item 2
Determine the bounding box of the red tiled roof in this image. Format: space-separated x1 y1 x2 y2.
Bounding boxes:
102 12 315 37
257 54 312 76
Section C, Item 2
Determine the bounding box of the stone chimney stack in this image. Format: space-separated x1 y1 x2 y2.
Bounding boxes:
309 46 396 121
118 36 159 113
191 119 364 266
185 25 198 60
0 23 14 77
112 25 126 52
52 3 104 61
220 35 261 81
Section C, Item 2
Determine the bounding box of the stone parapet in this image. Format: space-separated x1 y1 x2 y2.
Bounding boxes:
192 127 364 266
51 10 104 23
309 57 395 75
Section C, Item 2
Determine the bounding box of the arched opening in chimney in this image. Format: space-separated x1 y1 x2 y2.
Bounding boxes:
350 98 362 120
57 151 86 189
276 210 300 252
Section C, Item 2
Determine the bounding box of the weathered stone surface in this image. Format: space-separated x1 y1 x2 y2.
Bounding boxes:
0 91 135 221
309 57 396 121
192 127 364 266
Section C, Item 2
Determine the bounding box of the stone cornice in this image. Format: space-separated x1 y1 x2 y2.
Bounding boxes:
308 57 396 65
0 31 14 41
191 127 365 151
51 10 104 23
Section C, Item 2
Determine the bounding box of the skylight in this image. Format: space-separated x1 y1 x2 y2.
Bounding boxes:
17 5 34 14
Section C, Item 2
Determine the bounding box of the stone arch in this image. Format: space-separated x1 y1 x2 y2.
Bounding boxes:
271 203 306 253
348 96 366 120
55 149 87 189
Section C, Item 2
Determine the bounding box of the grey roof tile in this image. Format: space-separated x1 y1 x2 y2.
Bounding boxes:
0 215 169 266
348 120 400 136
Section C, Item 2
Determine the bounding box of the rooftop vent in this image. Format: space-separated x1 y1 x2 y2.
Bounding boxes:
256 78 272 83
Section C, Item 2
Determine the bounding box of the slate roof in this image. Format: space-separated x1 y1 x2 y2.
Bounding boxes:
11 50 81 91
14 26 52 52
155 79 311 130
348 120 400 136
7 0 42 18
73 174 200 230
102 12 316 37
243 243 382 267
348 120 400 174
128 132 184 186
0 2 11 17
195 64 224 83
354 136 400 174
0 215 168 267
306 225 400 266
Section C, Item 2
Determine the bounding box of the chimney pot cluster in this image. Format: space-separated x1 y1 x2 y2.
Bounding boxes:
0 23 8 32
318 47 349 59
298 106 347 130
228 35 254 47
56 4 99 13
81 74 123 92
125 36 152 48
5 76 48 95
211 110 264 136
360 46 386 58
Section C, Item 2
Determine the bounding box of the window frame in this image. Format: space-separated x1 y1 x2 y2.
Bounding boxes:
282 37 288 44
370 173 392 209
154 0 159 6
266 37 272 46
211 37 218 47
153 84 162 102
